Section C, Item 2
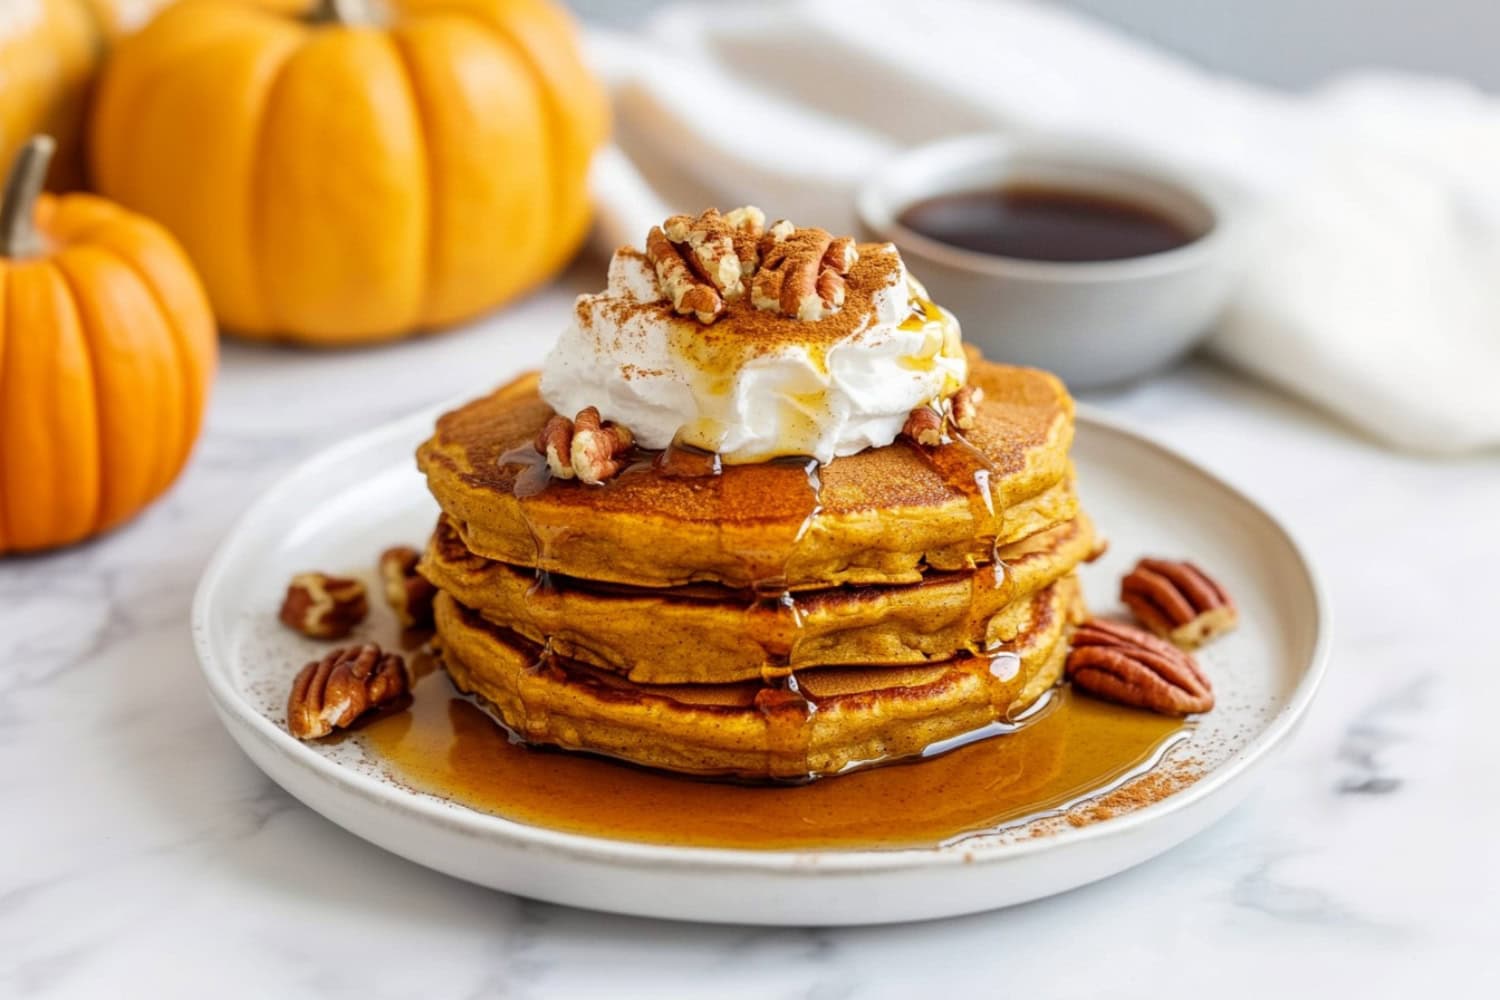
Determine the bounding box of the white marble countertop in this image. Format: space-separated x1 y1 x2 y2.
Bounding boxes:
3 260 1498 998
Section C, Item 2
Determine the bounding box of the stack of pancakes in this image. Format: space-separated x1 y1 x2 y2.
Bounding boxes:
417 357 1094 781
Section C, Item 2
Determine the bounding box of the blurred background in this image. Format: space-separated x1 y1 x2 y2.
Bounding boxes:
575 0 1500 89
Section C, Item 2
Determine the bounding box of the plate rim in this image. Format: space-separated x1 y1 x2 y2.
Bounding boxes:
191 401 1331 877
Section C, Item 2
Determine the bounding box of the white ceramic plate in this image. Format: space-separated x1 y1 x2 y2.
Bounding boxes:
192 403 1328 926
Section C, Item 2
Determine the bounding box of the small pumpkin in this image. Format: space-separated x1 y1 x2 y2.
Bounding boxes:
0 2 358 192
0 136 216 553
0 1 213 190
1 0 109 191
89 0 609 345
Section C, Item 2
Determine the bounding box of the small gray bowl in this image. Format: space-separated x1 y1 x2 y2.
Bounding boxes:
855 134 1243 389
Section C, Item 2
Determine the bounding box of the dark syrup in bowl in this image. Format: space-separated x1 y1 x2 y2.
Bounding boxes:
898 184 1198 263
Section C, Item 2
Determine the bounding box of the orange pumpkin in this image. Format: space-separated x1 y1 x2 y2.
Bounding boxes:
0 136 217 553
89 0 609 345
2 0 102 191
0 2 352 192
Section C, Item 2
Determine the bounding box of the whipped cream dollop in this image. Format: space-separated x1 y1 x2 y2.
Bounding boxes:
538 240 966 465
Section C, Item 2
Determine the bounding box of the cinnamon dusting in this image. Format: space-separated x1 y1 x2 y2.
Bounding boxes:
1060 756 1204 830
586 244 900 348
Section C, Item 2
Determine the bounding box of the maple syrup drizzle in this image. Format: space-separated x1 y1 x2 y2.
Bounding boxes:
653 438 723 479
497 435 828 774
898 296 1011 588
749 455 823 768
497 444 552 500
496 446 567 742
357 661 1190 850
913 676 1046 762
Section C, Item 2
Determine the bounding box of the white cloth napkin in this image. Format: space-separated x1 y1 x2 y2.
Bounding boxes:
583 0 1500 454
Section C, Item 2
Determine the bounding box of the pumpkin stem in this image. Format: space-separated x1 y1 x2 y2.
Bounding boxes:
0 135 54 260
310 0 378 25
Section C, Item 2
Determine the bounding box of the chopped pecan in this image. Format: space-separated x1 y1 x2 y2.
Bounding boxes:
646 224 723 322
722 205 766 277
752 221 858 321
379 546 437 630
1121 558 1237 649
287 643 409 740
279 572 368 639
948 385 984 431
1066 619 1213 715
901 406 944 447
647 207 765 323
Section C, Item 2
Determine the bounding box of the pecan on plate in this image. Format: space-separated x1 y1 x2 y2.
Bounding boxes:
287 643 409 740
279 572 368 640
1066 619 1214 716
379 546 437 630
1121 558 1237 649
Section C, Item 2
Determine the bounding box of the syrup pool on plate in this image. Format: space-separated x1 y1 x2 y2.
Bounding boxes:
355 653 1189 851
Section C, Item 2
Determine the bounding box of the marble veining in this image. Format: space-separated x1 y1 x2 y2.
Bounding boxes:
2 262 1498 997
1335 676 1430 796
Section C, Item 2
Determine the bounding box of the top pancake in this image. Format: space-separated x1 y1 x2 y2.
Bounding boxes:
417 358 1075 589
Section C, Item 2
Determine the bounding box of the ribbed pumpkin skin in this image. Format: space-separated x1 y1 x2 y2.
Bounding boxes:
0 192 217 553
88 0 608 345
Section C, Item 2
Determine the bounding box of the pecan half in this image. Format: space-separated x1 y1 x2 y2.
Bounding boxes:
752 221 858 321
379 545 437 629
287 643 409 740
948 385 984 431
1121 558 1237 649
1066 619 1214 715
533 408 634 484
571 406 635 484
279 572 368 639
902 383 984 447
535 414 576 480
901 406 944 447
534 407 633 485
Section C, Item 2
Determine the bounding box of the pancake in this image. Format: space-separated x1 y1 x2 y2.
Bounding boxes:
421 512 1098 684
417 359 1075 590
433 574 1085 781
